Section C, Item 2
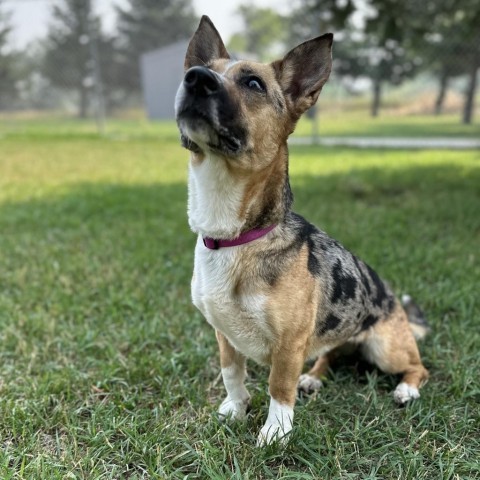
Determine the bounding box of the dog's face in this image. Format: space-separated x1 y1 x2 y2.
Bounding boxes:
175 16 333 171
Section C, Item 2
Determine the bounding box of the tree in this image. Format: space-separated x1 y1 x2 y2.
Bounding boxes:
287 0 424 118
407 0 460 116
228 5 286 61
115 0 198 91
0 2 19 109
285 0 356 133
419 29 470 117
14 44 59 111
360 0 423 117
463 44 479 124
43 0 95 118
287 0 355 46
406 0 463 115
361 0 479 121
406 0 479 122
458 0 480 124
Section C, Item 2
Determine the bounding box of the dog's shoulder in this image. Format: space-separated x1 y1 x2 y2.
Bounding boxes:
254 211 353 285
283 212 393 303
256 211 397 336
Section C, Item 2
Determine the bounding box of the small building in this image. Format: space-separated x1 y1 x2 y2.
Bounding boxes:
140 40 189 120
140 42 254 120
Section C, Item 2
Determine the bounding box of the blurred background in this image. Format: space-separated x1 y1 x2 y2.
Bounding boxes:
0 0 479 138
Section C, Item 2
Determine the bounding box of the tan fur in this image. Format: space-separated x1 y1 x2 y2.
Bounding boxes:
269 346 306 406
306 354 330 379
267 246 317 333
359 304 429 389
216 330 243 369
305 306 429 390
264 246 321 405
239 145 289 235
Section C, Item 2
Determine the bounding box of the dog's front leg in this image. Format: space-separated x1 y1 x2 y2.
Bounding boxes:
257 345 306 446
216 330 251 421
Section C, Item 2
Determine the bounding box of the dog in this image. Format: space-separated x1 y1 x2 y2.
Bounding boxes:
175 16 429 446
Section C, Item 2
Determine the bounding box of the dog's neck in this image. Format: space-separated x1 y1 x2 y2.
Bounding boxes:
187 145 292 240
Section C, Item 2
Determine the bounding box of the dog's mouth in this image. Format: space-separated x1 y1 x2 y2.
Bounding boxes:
177 109 245 156
180 129 242 156
208 133 243 155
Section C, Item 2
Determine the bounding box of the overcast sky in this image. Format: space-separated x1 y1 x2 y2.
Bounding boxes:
6 0 291 49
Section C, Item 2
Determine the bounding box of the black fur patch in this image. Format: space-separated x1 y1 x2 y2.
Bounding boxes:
387 296 395 313
331 259 357 303
361 313 378 331
257 213 322 287
353 256 371 296
317 313 342 335
307 248 321 276
289 213 322 276
282 165 294 213
304 229 321 276
365 263 388 307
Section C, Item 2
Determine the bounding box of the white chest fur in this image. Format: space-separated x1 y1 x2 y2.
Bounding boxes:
188 155 246 240
191 237 273 364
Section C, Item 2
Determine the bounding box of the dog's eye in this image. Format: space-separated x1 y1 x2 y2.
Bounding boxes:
245 76 266 92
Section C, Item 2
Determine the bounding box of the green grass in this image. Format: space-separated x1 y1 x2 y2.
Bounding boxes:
294 111 480 138
0 122 479 479
1 110 479 140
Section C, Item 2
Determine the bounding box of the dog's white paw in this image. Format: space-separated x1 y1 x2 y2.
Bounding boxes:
393 382 420 404
256 399 293 447
218 395 249 421
256 420 292 447
297 374 323 394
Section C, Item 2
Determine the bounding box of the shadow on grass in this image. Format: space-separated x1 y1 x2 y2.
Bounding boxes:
0 181 186 231
1 159 478 268
1 160 478 324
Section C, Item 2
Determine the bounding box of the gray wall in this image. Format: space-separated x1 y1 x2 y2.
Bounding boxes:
140 41 188 120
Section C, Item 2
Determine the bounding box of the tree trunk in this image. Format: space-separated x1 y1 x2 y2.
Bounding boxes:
462 54 479 125
371 78 382 117
434 70 449 115
79 84 88 118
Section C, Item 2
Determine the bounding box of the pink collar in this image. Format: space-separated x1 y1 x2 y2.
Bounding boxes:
203 224 276 250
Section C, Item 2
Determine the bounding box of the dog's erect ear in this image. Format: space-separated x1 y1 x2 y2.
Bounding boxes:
185 16 230 70
272 33 333 117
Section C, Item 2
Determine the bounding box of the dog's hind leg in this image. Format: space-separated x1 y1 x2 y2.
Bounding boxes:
297 354 330 394
359 303 429 404
298 342 360 394
216 331 251 420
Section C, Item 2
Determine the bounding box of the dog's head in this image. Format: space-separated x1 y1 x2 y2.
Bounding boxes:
175 16 333 169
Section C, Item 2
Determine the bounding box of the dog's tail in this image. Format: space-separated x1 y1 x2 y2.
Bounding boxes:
402 294 430 341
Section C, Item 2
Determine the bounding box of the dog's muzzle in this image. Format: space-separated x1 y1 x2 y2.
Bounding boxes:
176 66 247 156
183 67 220 97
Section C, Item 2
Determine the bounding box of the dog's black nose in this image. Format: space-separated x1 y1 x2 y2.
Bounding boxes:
184 66 220 96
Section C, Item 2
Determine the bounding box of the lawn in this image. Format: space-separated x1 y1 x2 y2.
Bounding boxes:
1 110 479 140
0 122 479 479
